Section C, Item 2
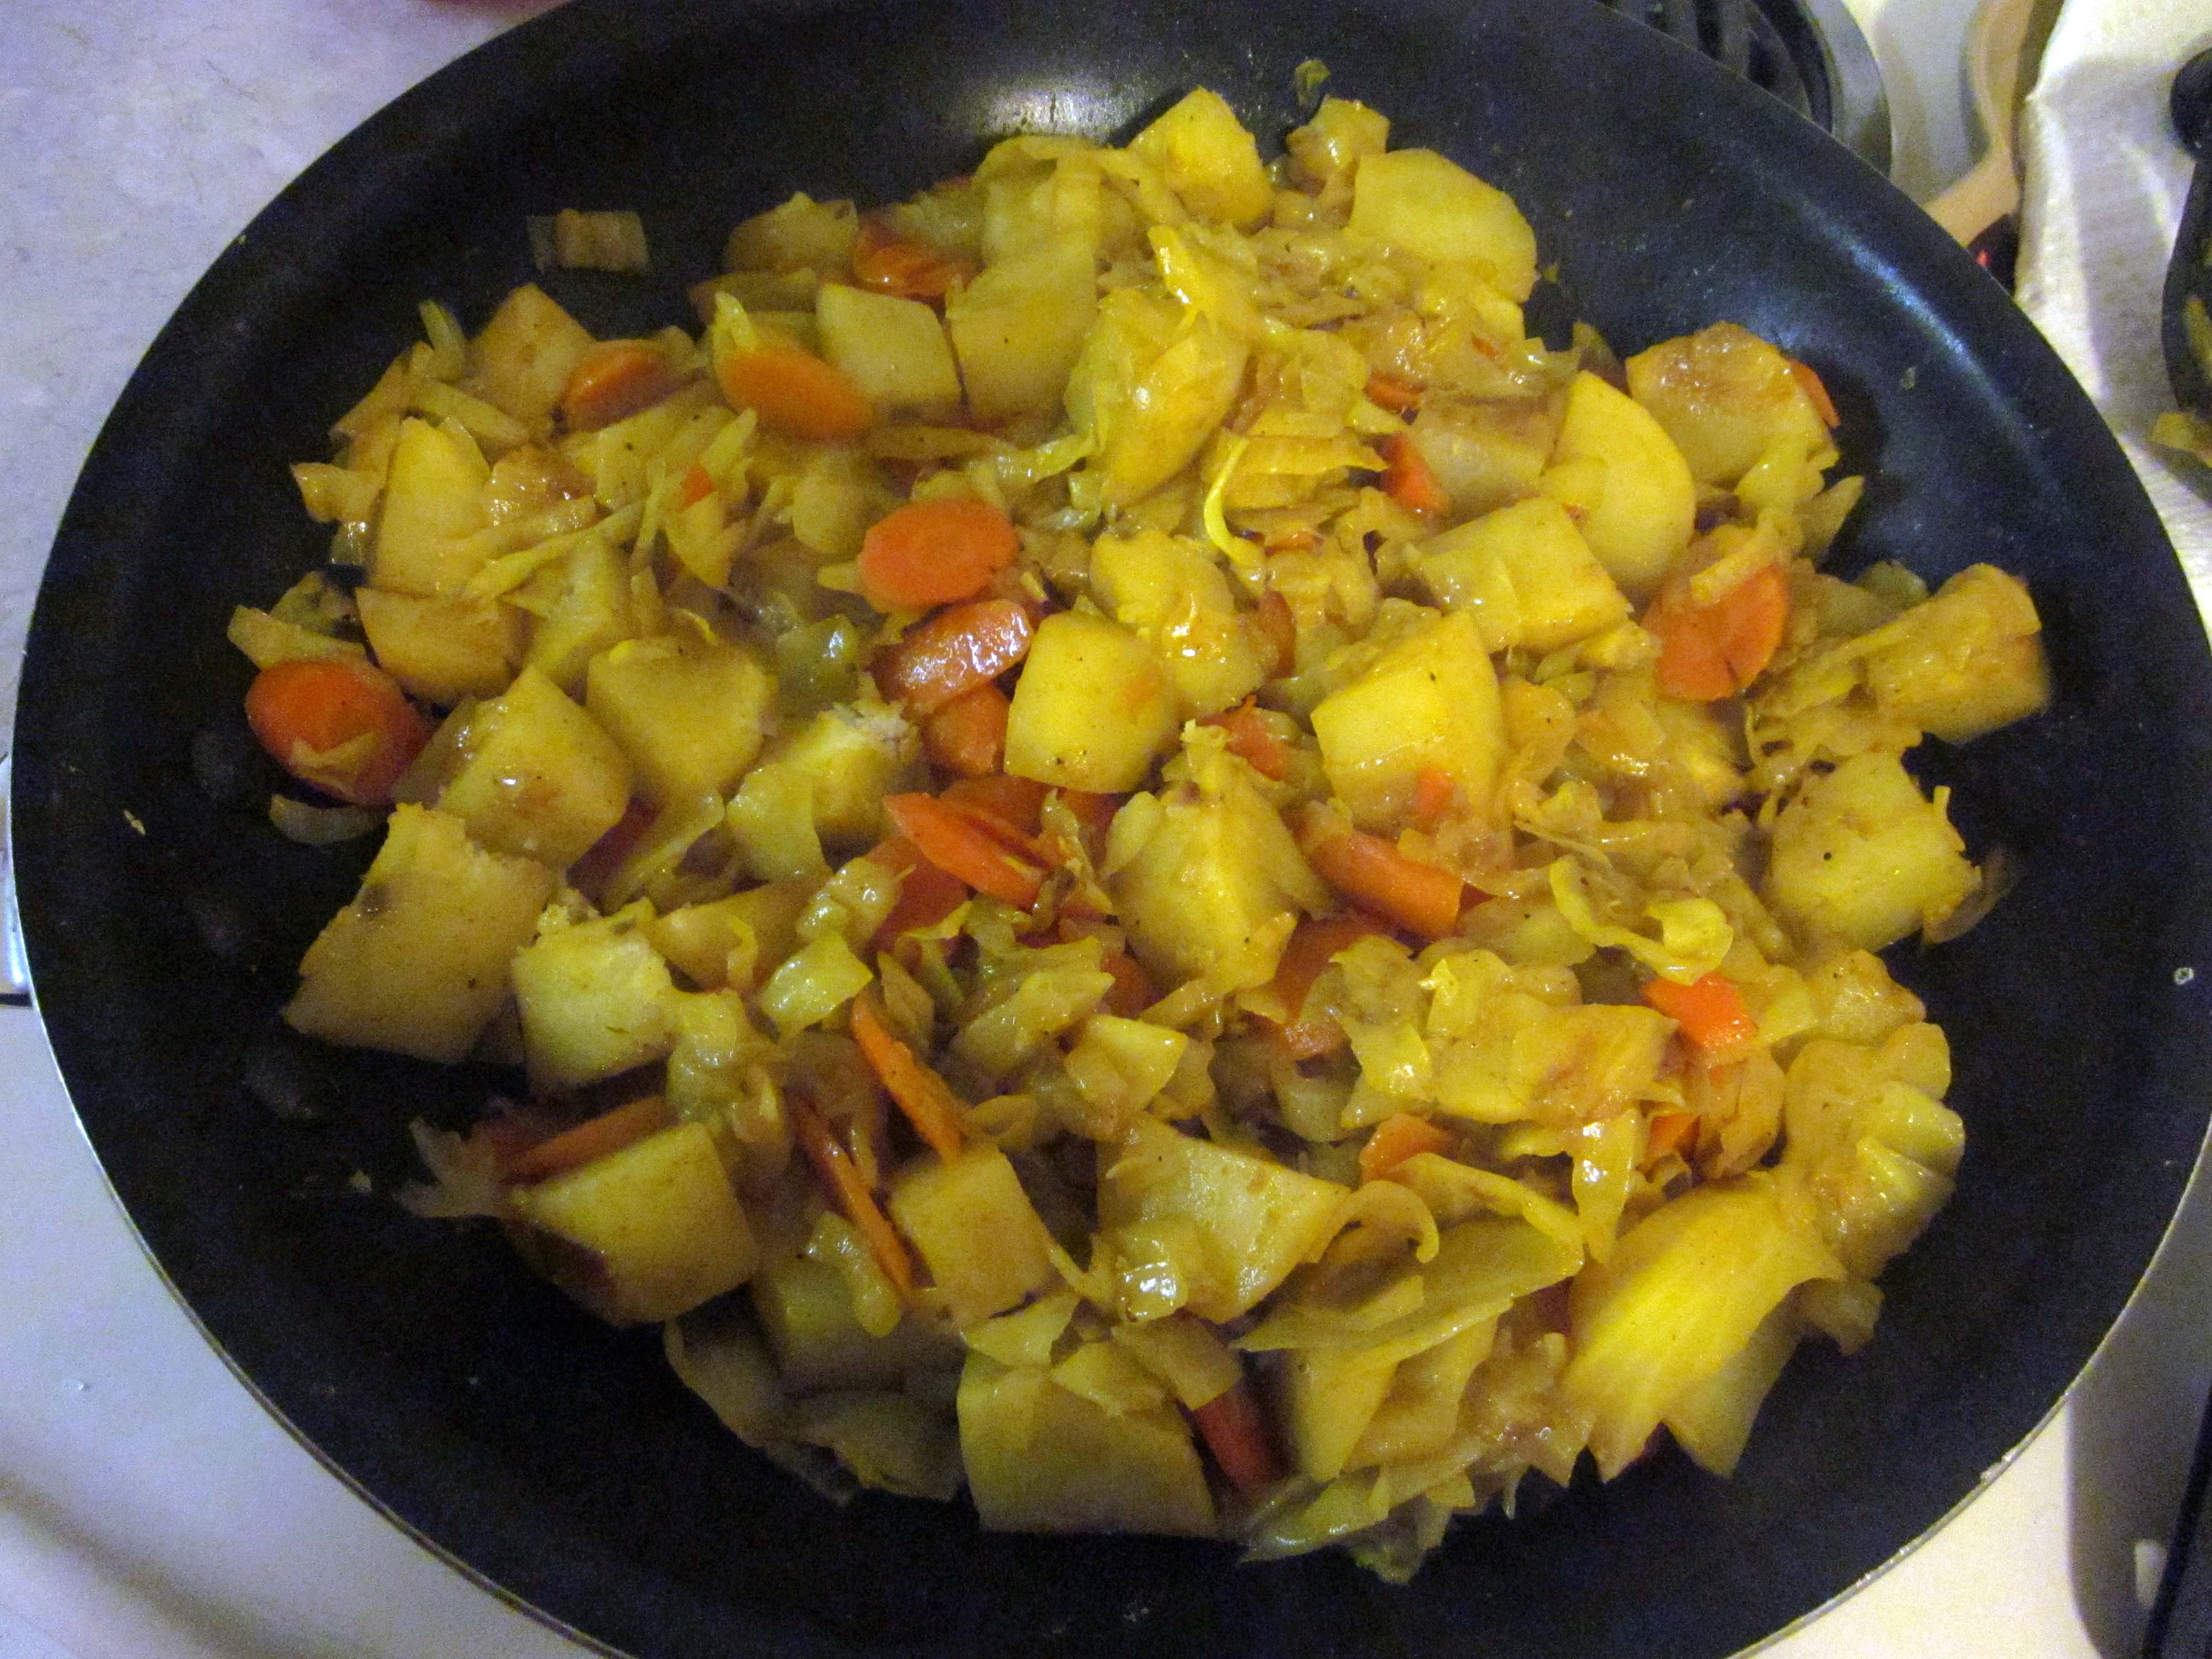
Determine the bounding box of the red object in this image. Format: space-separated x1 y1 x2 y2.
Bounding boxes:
1191 1378 1284 1494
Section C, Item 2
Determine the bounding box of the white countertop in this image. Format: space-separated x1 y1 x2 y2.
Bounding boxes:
4 2 2208 1656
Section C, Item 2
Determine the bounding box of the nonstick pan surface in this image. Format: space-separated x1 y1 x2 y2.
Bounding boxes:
16 1 2212 1655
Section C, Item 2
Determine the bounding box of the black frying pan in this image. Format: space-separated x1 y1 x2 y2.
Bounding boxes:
15 1 2212 1655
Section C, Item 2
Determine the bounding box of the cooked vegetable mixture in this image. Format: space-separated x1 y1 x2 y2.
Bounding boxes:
235 86 2052 1579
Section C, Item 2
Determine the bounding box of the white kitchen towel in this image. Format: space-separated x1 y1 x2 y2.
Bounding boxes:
2015 0 2212 606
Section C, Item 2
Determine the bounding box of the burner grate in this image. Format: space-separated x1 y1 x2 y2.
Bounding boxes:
1598 0 1891 173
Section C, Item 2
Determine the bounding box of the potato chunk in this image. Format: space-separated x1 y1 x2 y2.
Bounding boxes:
886 1145 1061 1327
1127 87 1273 228
1862 564 2050 744
284 804 555 1062
945 241 1098 422
467 283 595 430
512 902 679 1092
354 589 519 706
1089 529 1265 718
586 634 773 805
1539 372 1697 603
508 1121 757 1324
1624 322 1832 488
816 283 962 417
1765 751 1979 951
1004 611 1179 792
1311 609 1506 833
1413 496 1629 654
1349 149 1537 301
424 666 632 869
371 417 491 597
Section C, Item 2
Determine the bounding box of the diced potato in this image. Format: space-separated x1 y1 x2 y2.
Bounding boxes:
958 1351 1217 1536
1861 565 2049 743
1089 529 1265 717
549 209 649 273
725 192 858 274
1563 1175 1843 1477
1066 288 1248 505
371 417 491 597
747 698 919 853
1286 96 1391 202
645 877 815 992
1004 611 1179 792
886 1145 1061 1327
1765 751 1978 951
516 531 635 696
1624 322 1833 488
355 588 520 706
512 902 680 1091
507 1121 756 1324
284 804 556 1062
1349 149 1537 302
1540 372 1696 602
1127 87 1272 228
1407 396 1561 519
752 1248 955 1392
945 241 1099 423
427 667 633 869
815 283 962 417
1311 609 1505 832
467 284 596 430
586 634 773 805
1108 747 1327 992
1098 1115 1350 1322
1413 497 1629 654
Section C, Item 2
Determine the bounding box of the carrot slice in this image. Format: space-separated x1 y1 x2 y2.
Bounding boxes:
1379 432 1449 515
1787 357 1840 429
677 461 716 508
857 497 1022 612
1364 370 1425 414
715 341 875 441
1199 697 1292 782
1643 1109 1701 1166
1055 788 1123 846
1642 972 1761 1056
1099 949 1159 1018
1190 1378 1284 1494
1359 1112 1453 1185
1410 765 1456 833
1298 811 1464 941
851 216 974 303
869 836 971 947
939 775 1049 842
1253 589 1297 679
849 990 969 1161
560 340 686 432
790 1097 915 1295
505 1095 675 1185
1645 564 1790 701
920 684 1010 778
1259 912 1392 1058
570 796 655 898
884 792 1045 909
243 656 434 807
875 598 1034 715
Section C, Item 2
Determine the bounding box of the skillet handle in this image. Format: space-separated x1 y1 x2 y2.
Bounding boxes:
0 753 28 1006
2146 1385 2212 1657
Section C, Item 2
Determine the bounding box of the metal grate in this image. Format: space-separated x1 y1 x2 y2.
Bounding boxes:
1598 0 1891 173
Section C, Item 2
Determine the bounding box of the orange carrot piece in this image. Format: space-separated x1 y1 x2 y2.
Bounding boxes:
1191 1378 1284 1494
1359 1112 1453 1185
920 684 1010 778
1645 564 1790 701
1298 812 1464 941
1642 972 1761 1056
857 497 1022 612
1364 370 1425 414
1411 765 1456 833
884 792 1045 909
940 775 1049 841
851 216 974 303
1787 357 1840 429
560 340 685 432
570 796 655 898
1099 948 1159 1018
875 598 1034 714
1253 589 1297 679
243 656 434 807
869 836 971 948
849 990 969 1161
790 1097 915 1295
505 1095 675 1184
1643 1109 1701 1166
678 461 716 508
714 341 875 441
1379 432 1449 515
1259 913 1391 1057
1199 697 1291 782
